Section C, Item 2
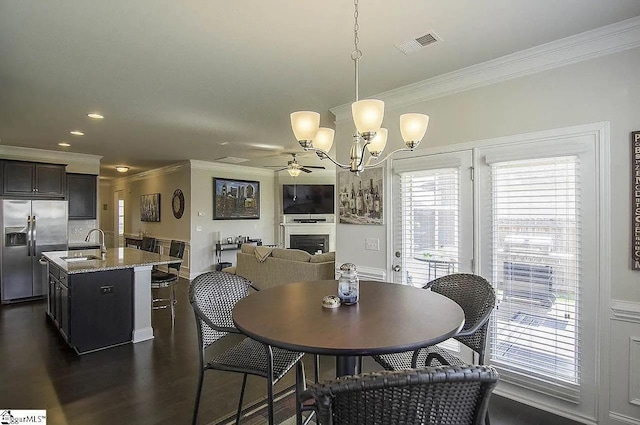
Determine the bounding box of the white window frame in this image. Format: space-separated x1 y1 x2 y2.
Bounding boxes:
386 122 610 423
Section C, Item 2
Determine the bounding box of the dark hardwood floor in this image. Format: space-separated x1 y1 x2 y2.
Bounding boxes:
0 277 582 425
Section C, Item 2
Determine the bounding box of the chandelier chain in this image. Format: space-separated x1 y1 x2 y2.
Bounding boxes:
353 0 360 56
352 0 361 101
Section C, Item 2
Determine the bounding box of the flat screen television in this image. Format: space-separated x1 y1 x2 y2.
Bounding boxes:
283 184 335 214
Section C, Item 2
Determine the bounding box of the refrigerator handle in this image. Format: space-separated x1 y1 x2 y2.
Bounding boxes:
27 215 32 256
32 215 37 257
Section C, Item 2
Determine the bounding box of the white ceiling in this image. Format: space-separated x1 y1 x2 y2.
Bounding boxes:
1 0 639 178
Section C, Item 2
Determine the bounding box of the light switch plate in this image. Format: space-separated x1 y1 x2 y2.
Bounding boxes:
365 238 379 251
196 226 202 231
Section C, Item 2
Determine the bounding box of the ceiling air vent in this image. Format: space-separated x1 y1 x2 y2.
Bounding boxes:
215 156 249 164
395 31 440 55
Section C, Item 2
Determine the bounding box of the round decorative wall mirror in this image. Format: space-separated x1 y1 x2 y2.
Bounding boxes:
172 189 185 219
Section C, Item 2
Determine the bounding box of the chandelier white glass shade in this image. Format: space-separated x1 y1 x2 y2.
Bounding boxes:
290 0 429 174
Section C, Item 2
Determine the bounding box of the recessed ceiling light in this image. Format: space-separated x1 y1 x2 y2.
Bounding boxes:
70 130 84 136
87 113 104 119
115 166 129 173
58 142 71 147
220 142 229 146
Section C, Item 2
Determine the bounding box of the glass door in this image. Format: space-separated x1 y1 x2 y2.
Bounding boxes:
391 151 474 287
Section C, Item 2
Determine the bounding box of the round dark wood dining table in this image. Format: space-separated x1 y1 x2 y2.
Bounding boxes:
232 280 465 377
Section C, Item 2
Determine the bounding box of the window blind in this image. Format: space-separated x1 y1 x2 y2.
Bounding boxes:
397 168 460 288
489 155 581 402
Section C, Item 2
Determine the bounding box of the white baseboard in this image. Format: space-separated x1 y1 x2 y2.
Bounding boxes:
610 412 640 425
334 265 387 282
132 327 154 343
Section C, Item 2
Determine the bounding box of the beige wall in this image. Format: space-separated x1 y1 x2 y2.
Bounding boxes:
103 162 191 243
189 161 276 276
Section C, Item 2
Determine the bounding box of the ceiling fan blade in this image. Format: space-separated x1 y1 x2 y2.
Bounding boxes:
274 167 288 172
301 165 325 169
300 168 313 173
263 165 284 168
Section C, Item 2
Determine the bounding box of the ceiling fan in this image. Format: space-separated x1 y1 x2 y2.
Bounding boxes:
264 153 325 177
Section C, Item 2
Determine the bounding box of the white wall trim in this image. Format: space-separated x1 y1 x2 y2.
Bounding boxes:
330 16 640 121
335 265 387 282
493 386 597 425
611 300 640 324
190 159 275 177
630 337 640 407
597 121 613 425
0 145 102 165
609 412 640 425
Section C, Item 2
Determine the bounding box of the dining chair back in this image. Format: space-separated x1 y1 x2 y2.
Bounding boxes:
189 271 305 425
373 273 495 367
299 365 499 425
430 273 496 363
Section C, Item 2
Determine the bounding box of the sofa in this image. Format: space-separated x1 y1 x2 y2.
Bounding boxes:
225 244 336 290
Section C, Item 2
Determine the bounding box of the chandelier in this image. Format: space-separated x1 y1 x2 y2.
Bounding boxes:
290 0 430 174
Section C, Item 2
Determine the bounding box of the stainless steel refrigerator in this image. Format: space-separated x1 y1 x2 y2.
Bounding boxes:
1 200 67 303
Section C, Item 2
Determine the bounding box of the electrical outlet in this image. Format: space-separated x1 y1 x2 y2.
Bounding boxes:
365 238 379 251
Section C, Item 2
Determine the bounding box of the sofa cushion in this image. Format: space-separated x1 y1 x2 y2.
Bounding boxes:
241 244 257 254
272 248 311 262
310 252 335 263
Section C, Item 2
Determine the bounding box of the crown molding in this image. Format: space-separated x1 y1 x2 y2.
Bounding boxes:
611 300 640 324
112 161 190 185
0 145 102 165
331 16 640 122
189 159 275 177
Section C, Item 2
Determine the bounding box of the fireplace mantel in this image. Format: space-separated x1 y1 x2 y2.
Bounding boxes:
280 214 336 252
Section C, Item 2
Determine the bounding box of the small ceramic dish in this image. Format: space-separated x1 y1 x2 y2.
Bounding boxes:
322 295 341 309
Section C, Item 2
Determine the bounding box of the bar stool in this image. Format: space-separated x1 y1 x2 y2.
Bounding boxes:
151 240 185 324
140 236 157 253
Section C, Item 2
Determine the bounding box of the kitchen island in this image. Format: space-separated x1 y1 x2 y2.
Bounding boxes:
42 247 182 354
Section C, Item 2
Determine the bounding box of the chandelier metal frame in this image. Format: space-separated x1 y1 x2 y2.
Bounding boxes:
290 0 430 175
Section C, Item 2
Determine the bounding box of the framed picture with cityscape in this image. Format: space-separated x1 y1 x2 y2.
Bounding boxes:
338 167 383 225
213 177 260 220
140 193 161 222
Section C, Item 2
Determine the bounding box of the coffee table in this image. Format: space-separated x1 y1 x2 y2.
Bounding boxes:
232 280 465 377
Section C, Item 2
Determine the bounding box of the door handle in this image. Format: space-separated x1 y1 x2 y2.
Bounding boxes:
392 265 401 272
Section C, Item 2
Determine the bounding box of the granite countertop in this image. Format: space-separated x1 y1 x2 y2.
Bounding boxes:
68 242 102 249
42 248 182 274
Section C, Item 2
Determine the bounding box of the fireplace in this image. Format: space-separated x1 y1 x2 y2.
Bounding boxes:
290 234 329 254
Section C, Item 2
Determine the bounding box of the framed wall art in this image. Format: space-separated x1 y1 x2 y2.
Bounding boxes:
337 167 383 225
213 178 260 220
140 193 161 222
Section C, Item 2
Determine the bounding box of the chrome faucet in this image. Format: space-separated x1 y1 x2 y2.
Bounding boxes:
85 228 107 257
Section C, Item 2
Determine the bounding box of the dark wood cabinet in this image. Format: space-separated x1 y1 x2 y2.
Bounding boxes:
67 173 97 219
47 264 133 354
2 160 66 198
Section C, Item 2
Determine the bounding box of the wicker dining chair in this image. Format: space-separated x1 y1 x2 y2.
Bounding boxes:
299 364 499 425
190 271 305 425
373 274 496 370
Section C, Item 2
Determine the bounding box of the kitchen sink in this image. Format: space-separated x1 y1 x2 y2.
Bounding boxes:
61 255 102 262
